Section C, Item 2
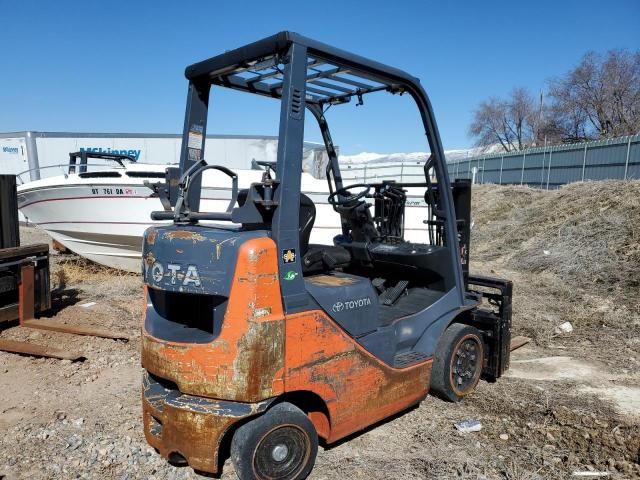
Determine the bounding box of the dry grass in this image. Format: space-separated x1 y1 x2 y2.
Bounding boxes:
472 181 640 296
471 181 640 360
52 256 141 298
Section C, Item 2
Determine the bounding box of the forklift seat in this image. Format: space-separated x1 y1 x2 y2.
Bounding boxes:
236 188 315 249
299 193 315 256
299 194 351 274
303 244 351 273
237 188 351 273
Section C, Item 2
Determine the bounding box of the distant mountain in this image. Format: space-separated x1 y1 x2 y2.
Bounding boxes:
339 146 501 165
339 151 429 164
304 145 504 179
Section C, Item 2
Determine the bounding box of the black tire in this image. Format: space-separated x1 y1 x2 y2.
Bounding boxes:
430 323 484 402
230 402 318 480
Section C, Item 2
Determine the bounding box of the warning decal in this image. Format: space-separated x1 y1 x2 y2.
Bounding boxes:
188 131 203 150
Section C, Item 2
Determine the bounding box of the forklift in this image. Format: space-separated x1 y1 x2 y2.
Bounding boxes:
141 32 513 479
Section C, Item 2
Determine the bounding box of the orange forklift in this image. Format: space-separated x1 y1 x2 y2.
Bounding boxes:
141 32 513 479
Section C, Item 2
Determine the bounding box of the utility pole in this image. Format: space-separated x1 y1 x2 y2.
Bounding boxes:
536 90 544 147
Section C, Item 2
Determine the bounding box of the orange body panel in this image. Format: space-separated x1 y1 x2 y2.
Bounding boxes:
284 310 431 442
143 374 259 473
142 236 432 473
142 237 285 402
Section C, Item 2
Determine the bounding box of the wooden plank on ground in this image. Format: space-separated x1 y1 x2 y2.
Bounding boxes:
21 319 129 341
510 336 531 351
19 264 35 322
0 243 49 260
0 339 84 361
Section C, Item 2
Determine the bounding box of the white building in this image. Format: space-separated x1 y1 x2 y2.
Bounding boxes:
0 131 329 183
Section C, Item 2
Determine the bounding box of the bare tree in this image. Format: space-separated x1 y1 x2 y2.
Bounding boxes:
509 88 538 149
548 50 640 140
469 88 537 152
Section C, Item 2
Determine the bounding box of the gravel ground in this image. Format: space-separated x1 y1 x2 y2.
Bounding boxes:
1 188 639 480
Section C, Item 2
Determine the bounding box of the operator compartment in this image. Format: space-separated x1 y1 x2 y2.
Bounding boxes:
328 178 462 294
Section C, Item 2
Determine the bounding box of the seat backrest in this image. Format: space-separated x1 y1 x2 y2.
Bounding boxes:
236 189 315 256
299 193 316 256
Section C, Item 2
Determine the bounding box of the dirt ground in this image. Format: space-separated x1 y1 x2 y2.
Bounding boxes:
1 183 639 479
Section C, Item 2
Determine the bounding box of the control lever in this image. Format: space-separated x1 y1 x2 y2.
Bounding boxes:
143 167 180 211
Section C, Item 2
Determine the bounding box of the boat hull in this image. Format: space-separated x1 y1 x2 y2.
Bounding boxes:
18 182 165 271
18 170 430 272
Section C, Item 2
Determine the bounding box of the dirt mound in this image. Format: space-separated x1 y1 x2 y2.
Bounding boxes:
472 181 640 296
471 182 640 356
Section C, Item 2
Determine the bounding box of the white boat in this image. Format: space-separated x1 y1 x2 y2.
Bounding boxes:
17 159 430 272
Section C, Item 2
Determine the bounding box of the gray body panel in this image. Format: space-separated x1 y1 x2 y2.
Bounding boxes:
305 273 479 366
141 224 267 296
357 288 470 366
305 273 379 338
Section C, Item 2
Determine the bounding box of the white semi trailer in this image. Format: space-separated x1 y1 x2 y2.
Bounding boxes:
0 135 30 176
0 131 329 183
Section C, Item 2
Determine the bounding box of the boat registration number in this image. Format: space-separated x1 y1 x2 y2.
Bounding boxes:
90 188 136 195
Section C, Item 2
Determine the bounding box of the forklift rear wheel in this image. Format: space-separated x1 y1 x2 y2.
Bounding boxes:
430 323 484 402
231 402 318 480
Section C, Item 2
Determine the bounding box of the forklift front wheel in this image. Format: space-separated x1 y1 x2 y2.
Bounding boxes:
230 402 318 480
430 323 484 402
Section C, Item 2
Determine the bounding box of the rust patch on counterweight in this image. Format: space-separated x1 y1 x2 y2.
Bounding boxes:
307 274 357 287
142 372 273 474
162 230 207 242
144 251 156 267
237 272 278 284
234 320 285 401
146 228 157 245
284 309 432 443
213 236 240 260
141 237 285 402
247 247 268 263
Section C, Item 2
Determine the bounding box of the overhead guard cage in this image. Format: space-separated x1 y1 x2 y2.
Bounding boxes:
177 31 463 312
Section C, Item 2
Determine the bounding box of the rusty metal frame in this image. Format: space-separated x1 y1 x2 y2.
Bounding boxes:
18 264 35 322
0 251 128 361
0 338 83 361
0 253 84 360
20 318 129 340
17 264 129 340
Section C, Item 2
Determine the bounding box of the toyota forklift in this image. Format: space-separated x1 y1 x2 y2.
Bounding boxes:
141 32 512 480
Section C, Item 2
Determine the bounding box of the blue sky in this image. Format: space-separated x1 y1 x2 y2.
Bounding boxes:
1 0 638 154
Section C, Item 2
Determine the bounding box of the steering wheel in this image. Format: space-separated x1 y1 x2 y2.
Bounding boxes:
328 183 372 207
